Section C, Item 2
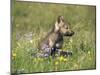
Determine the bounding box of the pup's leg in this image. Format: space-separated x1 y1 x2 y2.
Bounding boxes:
51 47 56 57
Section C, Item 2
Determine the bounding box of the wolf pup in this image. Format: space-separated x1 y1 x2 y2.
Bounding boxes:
38 16 74 57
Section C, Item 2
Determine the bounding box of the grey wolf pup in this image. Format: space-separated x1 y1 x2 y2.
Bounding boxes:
38 16 74 57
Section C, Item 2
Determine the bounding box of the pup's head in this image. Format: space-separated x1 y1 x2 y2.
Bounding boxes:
54 16 74 36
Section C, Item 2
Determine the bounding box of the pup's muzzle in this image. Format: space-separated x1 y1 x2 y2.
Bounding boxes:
64 30 74 36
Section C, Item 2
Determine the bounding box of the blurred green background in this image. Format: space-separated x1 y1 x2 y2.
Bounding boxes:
11 0 96 74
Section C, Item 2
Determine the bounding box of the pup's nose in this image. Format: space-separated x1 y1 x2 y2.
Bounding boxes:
64 30 74 36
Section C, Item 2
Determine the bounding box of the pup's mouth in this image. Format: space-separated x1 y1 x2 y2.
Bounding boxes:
64 31 74 36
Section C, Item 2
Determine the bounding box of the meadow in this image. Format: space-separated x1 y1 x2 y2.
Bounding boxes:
11 0 96 74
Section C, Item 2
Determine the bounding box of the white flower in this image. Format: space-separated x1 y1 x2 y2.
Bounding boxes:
30 40 33 43
70 38 73 43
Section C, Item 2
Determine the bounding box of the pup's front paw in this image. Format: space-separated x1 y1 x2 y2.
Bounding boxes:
60 51 72 57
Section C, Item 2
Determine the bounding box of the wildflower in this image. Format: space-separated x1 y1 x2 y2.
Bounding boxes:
12 53 16 57
88 51 91 55
55 61 59 65
69 38 73 43
59 56 64 62
30 40 33 43
63 58 67 62
12 52 16 60
37 57 43 61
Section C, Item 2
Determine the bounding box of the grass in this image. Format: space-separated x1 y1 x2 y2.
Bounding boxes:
11 0 96 74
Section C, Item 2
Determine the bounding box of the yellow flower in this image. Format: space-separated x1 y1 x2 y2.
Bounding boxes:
37 57 43 62
59 56 64 62
12 53 16 57
55 61 59 65
63 58 67 62
12 53 16 60
88 51 91 55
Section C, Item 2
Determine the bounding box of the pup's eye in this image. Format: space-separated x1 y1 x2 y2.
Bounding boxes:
66 27 68 29
65 26 68 29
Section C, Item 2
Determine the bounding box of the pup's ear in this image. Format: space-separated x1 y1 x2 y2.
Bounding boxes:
57 16 64 23
54 16 64 32
54 21 59 32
